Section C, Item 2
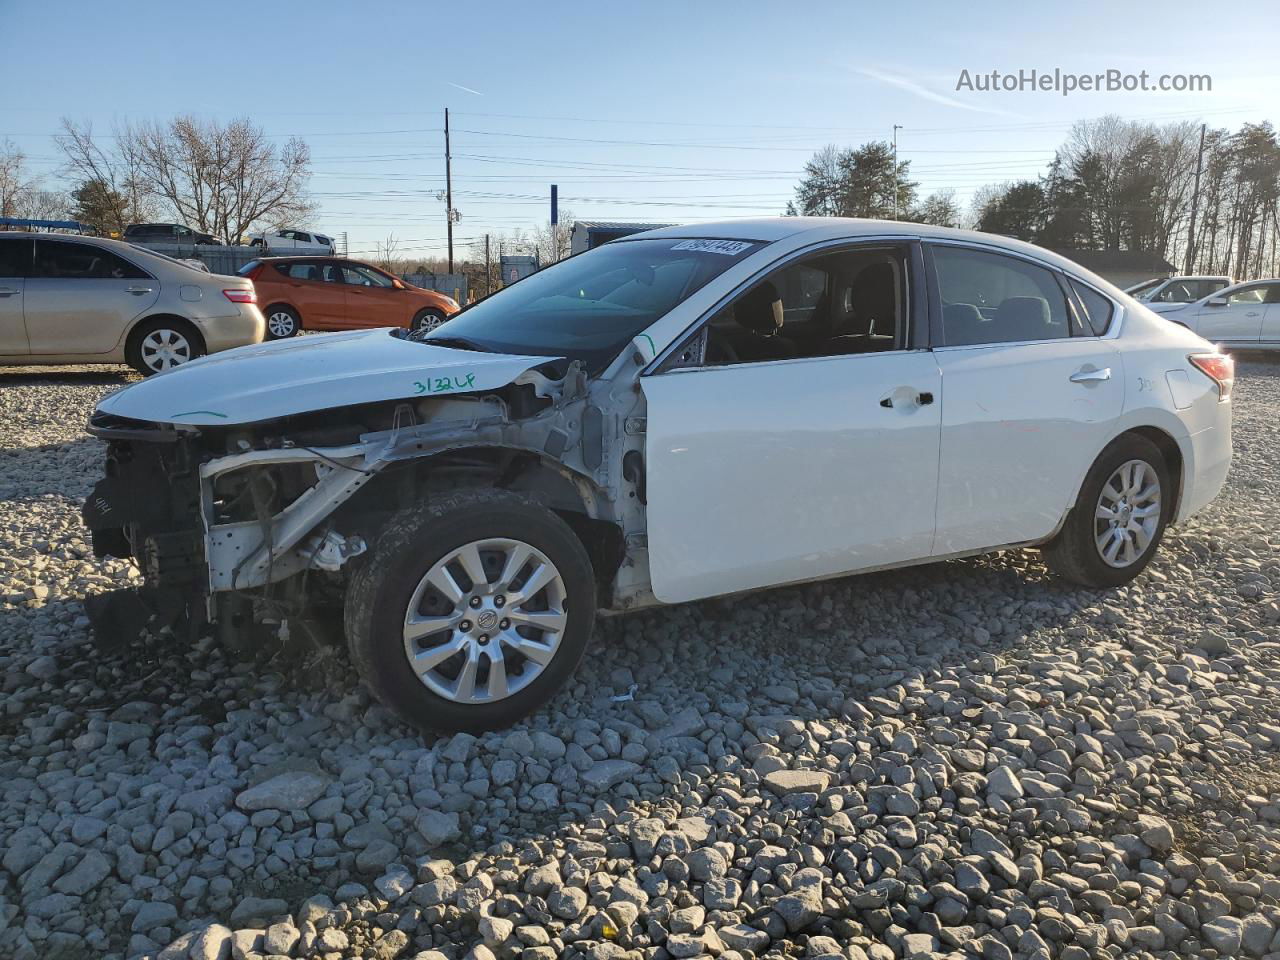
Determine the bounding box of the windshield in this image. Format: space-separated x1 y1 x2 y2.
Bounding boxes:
420 237 762 369
1127 279 1164 300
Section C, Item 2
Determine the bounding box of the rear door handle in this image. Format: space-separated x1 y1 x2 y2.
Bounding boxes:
1070 366 1111 383
0 287 18 297
125 286 153 295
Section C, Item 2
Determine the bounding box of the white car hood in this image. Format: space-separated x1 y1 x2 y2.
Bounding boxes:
1145 302 1192 315
97 329 559 426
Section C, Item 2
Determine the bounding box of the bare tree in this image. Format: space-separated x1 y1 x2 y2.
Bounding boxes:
57 116 314 243
55 121 154 232
530 209 573 265
1 140 35 218
374 234 400 271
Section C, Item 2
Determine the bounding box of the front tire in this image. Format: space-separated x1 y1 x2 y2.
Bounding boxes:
1042 433 1171 587
345 490 596 732
264 305 301 339
126 318 205 376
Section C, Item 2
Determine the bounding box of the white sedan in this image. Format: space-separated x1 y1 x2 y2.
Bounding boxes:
84 218 1234 731
1148 277 1280 350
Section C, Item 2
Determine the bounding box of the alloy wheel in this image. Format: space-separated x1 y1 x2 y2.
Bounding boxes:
402 537 568 704
268 311 297 337
139 328 193 373
1094 459 1162 568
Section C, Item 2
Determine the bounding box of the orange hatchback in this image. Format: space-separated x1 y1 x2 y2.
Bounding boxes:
238 256 460 339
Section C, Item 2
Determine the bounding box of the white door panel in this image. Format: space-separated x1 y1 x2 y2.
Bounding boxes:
643 352 942 604
1261 304 1280 345
1193 303 1263 343
933 340 1124 555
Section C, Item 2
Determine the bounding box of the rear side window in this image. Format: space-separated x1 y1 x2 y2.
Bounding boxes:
0 237 32 277
1070 280 1114 335
33 240 149 280
933 245 1071 346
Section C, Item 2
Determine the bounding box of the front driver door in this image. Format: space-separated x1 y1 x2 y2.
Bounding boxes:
642 242 942 605
1192 283 1271 345
342 263 403 327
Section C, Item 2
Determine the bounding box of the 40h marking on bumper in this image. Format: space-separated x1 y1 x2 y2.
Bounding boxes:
413 373 477 395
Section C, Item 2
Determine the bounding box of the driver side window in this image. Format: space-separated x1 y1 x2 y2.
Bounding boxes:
693 246 908 366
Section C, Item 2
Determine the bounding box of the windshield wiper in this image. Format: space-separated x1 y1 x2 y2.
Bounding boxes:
415 335 490 352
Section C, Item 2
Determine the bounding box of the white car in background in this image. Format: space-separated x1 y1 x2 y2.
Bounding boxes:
82 218 1233 731
249 229 336 254
1149 278 1280 349
1126 275 1233 304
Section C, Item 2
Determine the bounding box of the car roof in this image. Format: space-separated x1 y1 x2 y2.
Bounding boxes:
627 217 1120 290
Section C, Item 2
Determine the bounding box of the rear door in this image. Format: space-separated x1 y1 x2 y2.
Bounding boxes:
927 243 1124 555
1191 283 1270 345
0 237 32 355
25 239 159 356
272 260 346 327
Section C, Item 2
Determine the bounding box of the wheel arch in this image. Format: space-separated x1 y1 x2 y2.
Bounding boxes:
262 301 302 327
1122 424 1185 520
338 444 625 601
124 313 207 354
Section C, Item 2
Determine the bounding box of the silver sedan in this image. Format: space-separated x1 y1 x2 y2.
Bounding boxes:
0 232 264 375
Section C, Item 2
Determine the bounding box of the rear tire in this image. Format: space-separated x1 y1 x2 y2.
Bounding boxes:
345 490 596 733
125 318 205 376
1042 433 1172 587
264 305 301 339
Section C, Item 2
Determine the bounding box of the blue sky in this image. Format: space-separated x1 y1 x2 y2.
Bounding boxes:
3 0 1278 259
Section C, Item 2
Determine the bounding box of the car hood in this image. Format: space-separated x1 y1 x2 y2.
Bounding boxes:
1145 302 1193 314
97 329 560 427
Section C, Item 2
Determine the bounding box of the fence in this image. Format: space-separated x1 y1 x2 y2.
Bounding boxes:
138 243 260 276
401 273 469 304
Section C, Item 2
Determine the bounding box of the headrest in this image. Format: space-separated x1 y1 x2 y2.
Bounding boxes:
735 281 784 336
994 296 1050 328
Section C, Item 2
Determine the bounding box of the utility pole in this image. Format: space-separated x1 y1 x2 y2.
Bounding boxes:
1184 123 1207 275
444 107 455 274
484 234 491 296
892 124 903 220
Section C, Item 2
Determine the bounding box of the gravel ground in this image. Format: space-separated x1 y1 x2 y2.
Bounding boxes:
1 357 1279 960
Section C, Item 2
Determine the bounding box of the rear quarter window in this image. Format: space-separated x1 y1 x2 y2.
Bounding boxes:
1071 280 1114 335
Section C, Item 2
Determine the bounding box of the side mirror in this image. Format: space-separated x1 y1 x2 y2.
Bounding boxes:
392 278 406 290
1206 296 1228 307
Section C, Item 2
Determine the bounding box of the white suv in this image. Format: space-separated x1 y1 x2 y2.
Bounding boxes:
249 229 335 254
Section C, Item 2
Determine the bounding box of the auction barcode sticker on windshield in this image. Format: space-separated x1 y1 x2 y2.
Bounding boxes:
670 239 753 256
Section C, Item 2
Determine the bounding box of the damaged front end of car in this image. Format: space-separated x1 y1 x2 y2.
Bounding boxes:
82 336 654 651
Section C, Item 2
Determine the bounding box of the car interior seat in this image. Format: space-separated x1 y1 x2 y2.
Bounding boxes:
992 296 1054 341
943 302 985 344
726 281 795 361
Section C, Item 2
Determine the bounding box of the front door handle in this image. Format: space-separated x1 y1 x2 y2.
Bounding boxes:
0 287 18 297
1070 366 1111 383
125 286 153 295
880 388 935 409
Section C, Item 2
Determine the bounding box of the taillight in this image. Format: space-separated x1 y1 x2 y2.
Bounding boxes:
223 288 257 304
1189 352 1234 402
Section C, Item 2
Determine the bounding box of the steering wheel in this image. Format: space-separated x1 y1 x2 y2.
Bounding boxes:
704 335 739 365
